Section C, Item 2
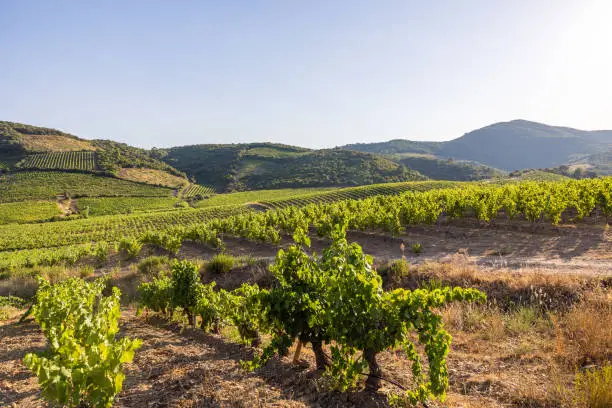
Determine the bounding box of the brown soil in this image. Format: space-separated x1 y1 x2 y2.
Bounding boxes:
0 306 581 408
176 220 611 277
2 218 610 407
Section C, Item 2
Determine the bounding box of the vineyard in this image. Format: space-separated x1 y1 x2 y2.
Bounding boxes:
0 205 249 252
1 178 609 274
0 172 173 203
193 186 337 208
180 183 216 198
0 201 62 225
77 197 184 216
1 176 611 408
16 151 97 171
261 180 460 208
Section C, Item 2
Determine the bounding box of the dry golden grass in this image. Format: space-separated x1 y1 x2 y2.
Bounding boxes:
117 167 187 188
555 293 612 366
20 134 97 152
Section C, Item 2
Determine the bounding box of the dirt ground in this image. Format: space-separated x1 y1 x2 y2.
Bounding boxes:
177 220 612 277
0 309 567 408
1 218 610 407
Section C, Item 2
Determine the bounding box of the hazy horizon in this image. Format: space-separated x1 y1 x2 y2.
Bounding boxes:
2 1 611 149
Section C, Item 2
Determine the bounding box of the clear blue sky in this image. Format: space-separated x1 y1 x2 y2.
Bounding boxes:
1 1 610 148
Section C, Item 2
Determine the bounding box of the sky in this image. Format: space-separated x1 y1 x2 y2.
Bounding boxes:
1 1 611 148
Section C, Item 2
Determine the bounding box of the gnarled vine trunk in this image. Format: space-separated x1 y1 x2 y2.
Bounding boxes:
311 340 330 370
364 348 382 391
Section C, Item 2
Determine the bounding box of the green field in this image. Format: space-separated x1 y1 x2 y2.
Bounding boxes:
16 151 97 172
194 187 337 208
180 184 216 198
0 201 62 224
0 205 249 252
261 180 460 208
77 197 183 216
0 172 173 203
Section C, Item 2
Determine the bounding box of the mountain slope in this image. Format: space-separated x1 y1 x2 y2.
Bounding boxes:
390 155 505 181
343 120 612 171
567 149 612 175
163 144 425 191
0 121 186 180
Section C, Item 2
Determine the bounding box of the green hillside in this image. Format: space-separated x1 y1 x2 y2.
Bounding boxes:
568 149 612 175
163 144 425 192
0 121 186 180
0 172 172 203
389 154 504 181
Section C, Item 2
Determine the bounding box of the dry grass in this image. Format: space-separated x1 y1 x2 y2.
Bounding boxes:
555 293 612 366
117 168 187 188
20 134 96 152
386 255 596 312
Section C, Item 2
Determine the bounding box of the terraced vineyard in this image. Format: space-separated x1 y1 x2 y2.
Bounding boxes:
77 197 184 216
16 151 97 171
193 187 336 208
0 205 249 252
0 243 96 274
180 183 216 198
0 201 62 225
0 172 173 203
2 178 609 273
261 180 460 208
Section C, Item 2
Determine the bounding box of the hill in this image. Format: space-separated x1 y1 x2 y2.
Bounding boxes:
163 144 425 192
343 120 612 171
387 154 504 181
567 149 612 176
0 121 187 183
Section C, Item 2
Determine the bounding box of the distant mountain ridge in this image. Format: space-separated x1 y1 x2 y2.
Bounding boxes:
343 119 612 171
2 119 610 192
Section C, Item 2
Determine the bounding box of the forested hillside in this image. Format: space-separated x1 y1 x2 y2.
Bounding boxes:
163 144 424 192
344 119 612 171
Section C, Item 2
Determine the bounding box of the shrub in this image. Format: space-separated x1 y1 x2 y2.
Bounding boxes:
195 282 227 333
94 242 110 264
171 260 201 326
411 242 423 254
388 259 409 279
558 299 612 365
573 364 612 408
206 253 235 274
137 256 170 276
117 237 142 260
137 276 173 315
23 278 141 408
139 231 182 255
505 306 546 335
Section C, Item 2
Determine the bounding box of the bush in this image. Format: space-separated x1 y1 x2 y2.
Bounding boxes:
117 237 142 260
137 276 173 315
23 278 141 408
171 260 201 326
573 364 612 408
411 242 423 254
386 259 410 284
195 282 227 333
558 300 612 365
206 253 235 274
137 256 170 276
94 242 110 264
140 231 183 254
